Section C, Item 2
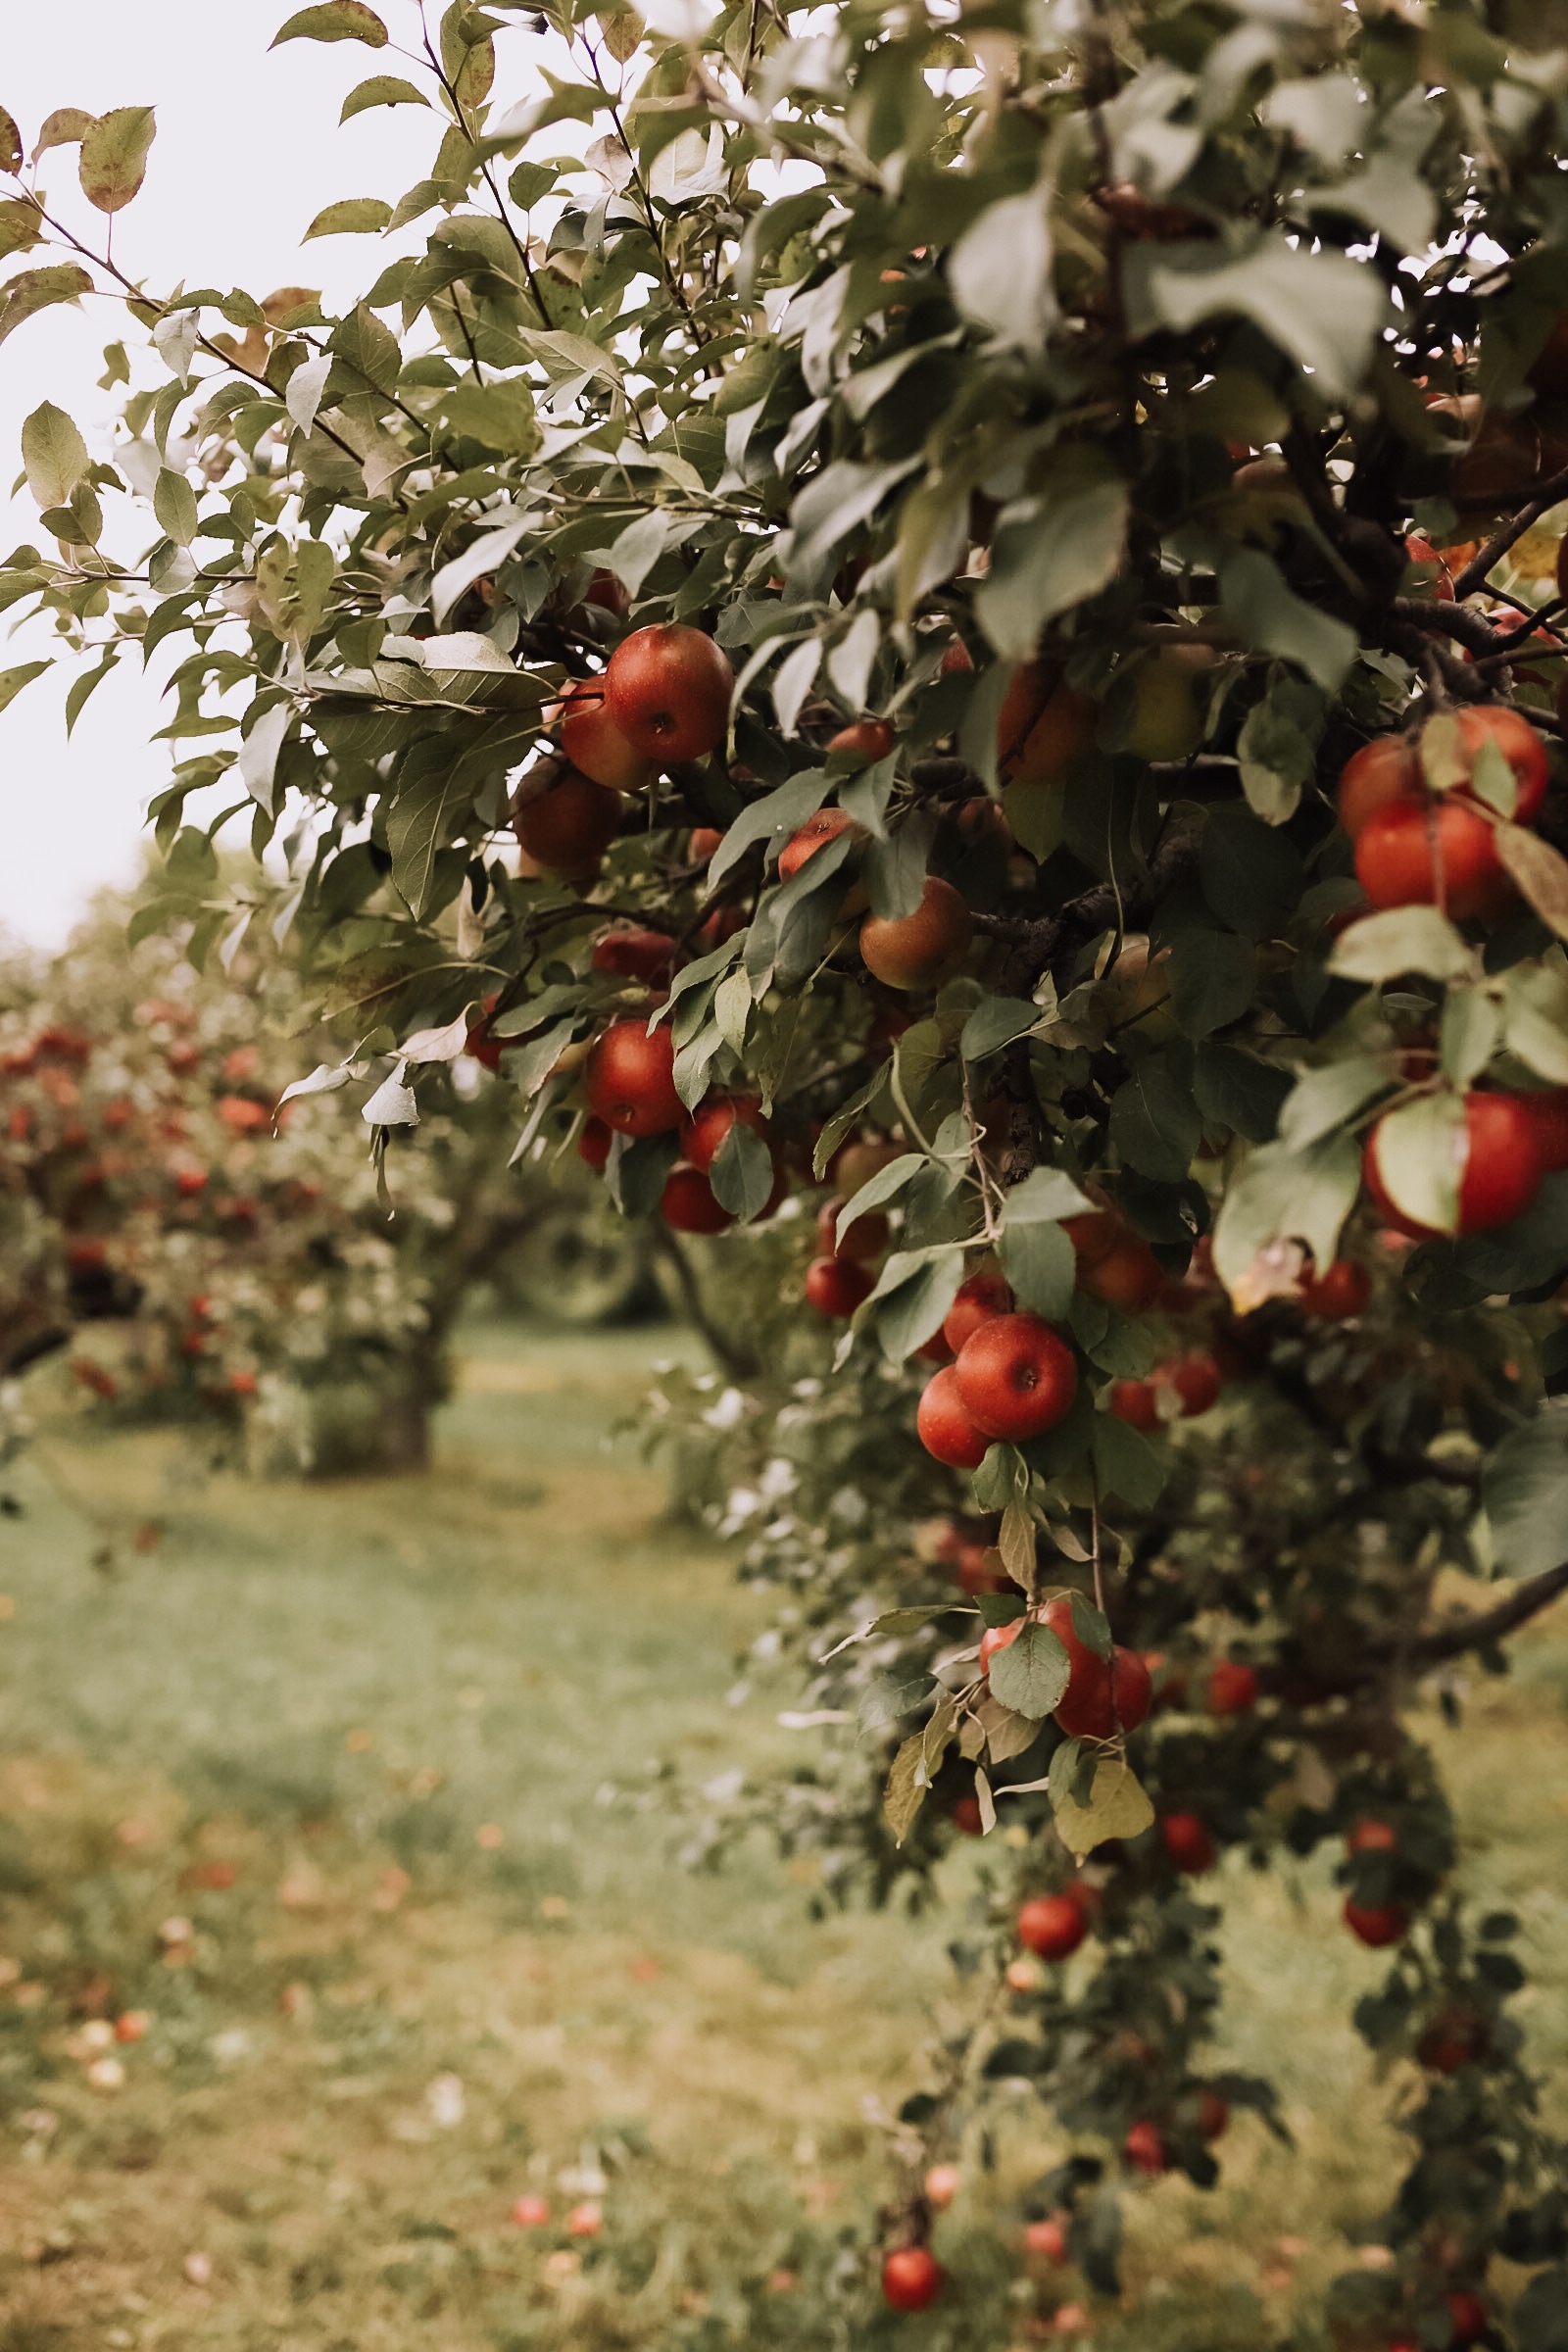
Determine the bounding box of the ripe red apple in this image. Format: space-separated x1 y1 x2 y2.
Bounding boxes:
940 637 974 675
944 1271 1012 1354
1354 798 1509 922
1339 736 1423 838
1344 1896 1409 1947
565 2200 603 2237
1023 2217 1067 2261
1206 1659 1258 1716
956 1312 1078 1442
1194 2088 1229 2141
591 928 678 984
1109 1378 1159 1431
779 807 864 881
1066 1213 1164 1311
978 1618 1022 1677
585 1020 684 1137
1365 1092 1542 1235
1155 1355 1221 1418
1455 703 1548 821
513 762 623 880
603 623 733 762
114 2010 149 2044
686 1096 771 1171
1042 1595 1152 1739
1415 2007 1488 2073
805 1255 873 1317
1446 2291 1489 2347
827 718 894 762
689 824 723 861
1123 2120 1170 2176
1160 1811 1215 1873
881 2246 945 2312
662 1164 734 1234
951 1795 984 1837
1517 1088 1568 1173
559 678 658 793
1298 1258 1371 1317
1347 1818 1397 1854
917 1366 993 1469
1403 533 1455 599
512 2194 551 2228
998 661 1098 786
1016 1890 1088 1960
859 876 973 991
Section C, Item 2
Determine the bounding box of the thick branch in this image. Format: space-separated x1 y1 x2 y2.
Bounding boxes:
1451 465 1568 599
1399 1559 1568 1667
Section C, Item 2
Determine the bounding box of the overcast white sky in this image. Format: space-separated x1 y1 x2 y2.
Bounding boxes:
0 2 440 950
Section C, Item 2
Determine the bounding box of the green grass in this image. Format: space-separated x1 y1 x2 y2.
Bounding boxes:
0 1320 1565 2350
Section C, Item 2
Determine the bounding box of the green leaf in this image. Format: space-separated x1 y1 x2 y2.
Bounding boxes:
1092 1414 1167 1509
386 767 467 919
330 300 402 397
710 771 827 888
988 1621 1070 1719
153 466 198 547
1051 1757 1155 1861
1002 1166 1094 1223
0 106 21 172
1199 806 1304 941
1495 821 1568 947
835 1152 923 1243
1236 670 1326 825
272 1 388 44
1193 1043 1290 1145
997 1217 1075 1321
304 196 392 239
33 108 95 160
1108 1053 1201 1182
0 196 42 259
1482 1408 1568 1578
78 106 156 213
1503 963 1568 1085
1124 237 1387 401
960 994 1038 1060
441 378 538 458
1328 906 1473 984
1440 988 1499 1088
709 1119 774 1222
21 401 88 508
0 658 48 713
975 476 1130 662
1373 1093 1463 1234
1169 928 1256 1039
1211 1131 1361 1303
1278 1054 1395 1151
341 74 429 121
863 1247 965 1364
1219 549 1357 693
0 264 93 349
950 189 1055 350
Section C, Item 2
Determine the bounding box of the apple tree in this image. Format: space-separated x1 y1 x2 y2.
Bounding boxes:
5 0 1568 2337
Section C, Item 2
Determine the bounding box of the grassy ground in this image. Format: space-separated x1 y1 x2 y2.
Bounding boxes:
0 1321 1564 2351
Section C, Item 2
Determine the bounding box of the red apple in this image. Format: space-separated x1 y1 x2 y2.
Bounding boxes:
917 1366 993 1469
881 2246 945 2312
585 1020 684 1137
603 623 733 763
956 1312 1078 1442
1016 1890 1088 1960
559 677 658 792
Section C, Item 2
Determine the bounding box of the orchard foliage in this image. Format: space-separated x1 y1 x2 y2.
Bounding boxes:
9 0 1568 2338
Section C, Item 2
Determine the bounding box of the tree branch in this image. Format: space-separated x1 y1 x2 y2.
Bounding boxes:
1400 1559 1568 1667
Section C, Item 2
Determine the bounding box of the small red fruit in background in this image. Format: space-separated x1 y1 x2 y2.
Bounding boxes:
603 623 733 763
466 993 504 1072
778 807 862 881
943 1271 1011 1354
1365 1092 1542 1236
881 2246 945 2313
816 1196 887 1263
1206 1659 1258 1717
1344 1897 1409 1947
1298 1258 1370 1317
1195 2088 1229 2140
662 1165 733 1235
1023 2216 1067 2261
917 1366 993 1469
591 928 678 985
686 1095 771 1172
956 1312 1078 1442
859 875 973 991
978 1619 1022 1677
940 638 973 675
1156 1355 1221 1418
565 2200 603 2237
1446 2290 1489 2346
826 718 894 762
513 763 623 880
1347 1818 1397 1854
1354 798 1508 922
578 1115 612 1171
1338 736 1423 838
1455 703 1548 820
805 1256 873 1318
1123 2120 1170 2176
1109 1378 1159 1431
585 1020 684 1138
923 2162 959 2210
511 2194 551 2228
1045 1611 1152 1741
1416 2007 1488 2074
952 1795 984 1837
114 2010 149 2043
1016 1891 1088 1961
1160 1812 1215 1873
